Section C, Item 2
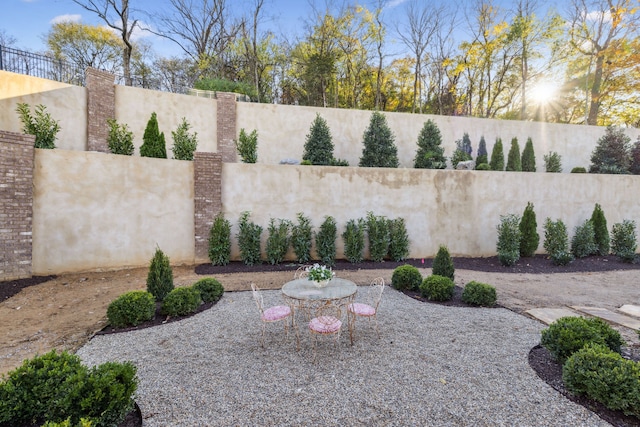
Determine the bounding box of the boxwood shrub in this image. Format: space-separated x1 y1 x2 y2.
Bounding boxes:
391 264 422 291
107 290 156 328
462 281 497 306
193 278 224 303
420 274 454 301
161 286 202 317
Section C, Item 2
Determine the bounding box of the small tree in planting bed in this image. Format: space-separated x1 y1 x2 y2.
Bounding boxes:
16 103 60 149
359 111 399 168
107 119 134 155
171 117 198 160
544 151 562 173
366 212 390 262
208 213 231 266
265 218 291 265
544 218 574 265
414 119 446 169
475 136 488 167
590 203 610 256
630 137 640 175
519 202 539 257
342 218 366 263
497 214 521 266
146 247 174 301
432 245 454 280
235 128 258 163
315 216 337 265
490 138 505 171
451 133 473 169
611 220 638 263
521 137 536 172
237 211 263 266
140 112 167 158
506 137 522 171
571 220 597 258
303 114 334 165
388 217 410 261
291 213 313 263
589 126 631 174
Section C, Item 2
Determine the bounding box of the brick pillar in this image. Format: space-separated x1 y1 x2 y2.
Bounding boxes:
193 152 223 261
86 67 115 152
216 92 237 163
0 131 35 281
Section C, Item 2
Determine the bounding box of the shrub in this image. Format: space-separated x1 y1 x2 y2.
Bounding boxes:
303 114 334 165
238 211 263 266
106 119 134 155
451 148 472 169
563 343 640 417
192 278 224 303
342 218 365 263
171 117 198 160
589 125 631 174
462 281 497 306
544 218 574 266
420 274 455 301
521 137 536 172
315 216 337 265
519 202 539 257
475 163 491 170
414 119 446 169
571 166 587 173
544 151 562 173
208 212 231 266
366 212 390 262
161 286 202 316
388 217 410 261
571 220 597 258
391 264 422 291
235 128 258 163
16 103 60 149
0 350 136 427
630 138 640 175
489 138 504 171
432 245 454 280
106 291 155 328
193 77 257 99
359 111 399 168
265 218 291 265
590 203 610 256
611 220 638 263
476 136 488 166
139 112 167 158
506 137 522 171
496 214 521 266
291 212 313 263
540 316 622 363
146 247 174 301
329 158 349 166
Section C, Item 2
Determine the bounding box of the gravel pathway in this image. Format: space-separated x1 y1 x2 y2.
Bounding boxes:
77 287 609 426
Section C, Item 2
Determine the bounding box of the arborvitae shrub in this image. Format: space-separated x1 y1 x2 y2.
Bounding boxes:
391 264 422 291
342 218 365 263
265 218 291 265
303 114 334 165
366 212 390 262
139 112 167 158
544 151 562 172
521 137 536 172
506 137 522 171
462 281 497 306
146 247 174 301
562 343 640 417
541 316 622 363
543 218 574 266
291 212 313 263
316 216 337 265
432 245 454 280
359 111 399 168
571 167 587 173
420 274 455 301
16 103 60 149
476 136 488 166
589 125 631 174
160 286 202 316
519 202 539 257
208 213 231 266
192 278 224 303
611 220 638 263
237 211 263 266
106 291 155 328
590 203 610 256
496 214 521 266
414 119 446 169
106 118 134 155
388 217 410 261
235 128 258 163
571 220 597 258
171 117 198 160
489 138 505 171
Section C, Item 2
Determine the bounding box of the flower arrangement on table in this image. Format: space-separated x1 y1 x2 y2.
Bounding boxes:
306 263 335 287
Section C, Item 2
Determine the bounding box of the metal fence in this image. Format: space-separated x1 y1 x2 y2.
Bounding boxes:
0 45 85 86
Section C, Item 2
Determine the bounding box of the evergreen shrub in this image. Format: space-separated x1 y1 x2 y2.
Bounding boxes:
146 247 174 301
208 213 231 266
192 278 224 303
506 137 522 171
161 286 202 316
235 128 258 163
476 136 488 166
171 117 198 160
139 112 167 158
571 220 597 258
630 138 640 175
571 167 587 173
366 212 390 262
589 126 631 174
519 202 539 257
496 214 521 266
521 137 536 172
388 217 410 261
432 245 454 280
266 218 291 265
291 213 313 263
329 158 349 166
544 218 574 265
16 103 60 149
106 119 134 155
106 291 155 328
420 275 455 301
590 204 610 256
237 211 263 266
611 220 638 263
544 151 562 173
316 216 337 265
476 163 491 170
414 119 446 169
303 114 334 165
391 264 422 291
342 218 365 263
462 281 497 306
359 111 399 168
489 138 505 171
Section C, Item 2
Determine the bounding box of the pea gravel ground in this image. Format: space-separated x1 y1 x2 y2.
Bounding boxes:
77 287 610 426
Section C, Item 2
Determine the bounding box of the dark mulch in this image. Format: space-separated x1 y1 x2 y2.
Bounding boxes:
0 275 56 302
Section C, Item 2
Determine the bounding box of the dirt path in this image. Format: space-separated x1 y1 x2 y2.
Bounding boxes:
1 265 639 376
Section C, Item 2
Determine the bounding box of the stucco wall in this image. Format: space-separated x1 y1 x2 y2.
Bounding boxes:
32 149 195 274
115 85 218 155
237 102 640 172
0 71 87 151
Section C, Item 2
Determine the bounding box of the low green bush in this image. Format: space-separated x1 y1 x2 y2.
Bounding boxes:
571 220 597 258
106 119 134 156
420 275 455 301
329 158 349 166
391 264 422 291
208 213 231 266
563 343 640 417
171 117 198 160
540 316 622 363
432 245 454 280
571 166 587 173
611 220 638 263
235 128 258 163
475 162 491 170
462 281 497 306
106 291 155 328
497 214 521 266
192 278 224 303
161 286 202 317
146 247 174 301
544 218 574 266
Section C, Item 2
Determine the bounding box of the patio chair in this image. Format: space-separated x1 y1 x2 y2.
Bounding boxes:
250 283 293 348
347 277 385 338
308 303 343 355
294 266 309 279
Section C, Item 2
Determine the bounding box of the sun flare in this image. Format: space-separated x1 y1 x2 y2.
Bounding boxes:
530 81 558 105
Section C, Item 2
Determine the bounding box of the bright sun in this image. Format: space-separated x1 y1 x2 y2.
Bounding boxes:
530 81 558 105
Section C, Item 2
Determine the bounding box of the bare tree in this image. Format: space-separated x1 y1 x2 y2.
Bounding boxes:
240 0 266 102
71 0 138 85
0 29 17 47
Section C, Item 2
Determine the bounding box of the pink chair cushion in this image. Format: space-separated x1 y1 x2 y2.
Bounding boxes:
262 305 291 322
309 316 342 334
348 302 375 316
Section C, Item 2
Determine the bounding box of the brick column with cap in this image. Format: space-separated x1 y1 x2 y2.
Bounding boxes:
216 92 237 163
193 152 223 261
86 67 115 152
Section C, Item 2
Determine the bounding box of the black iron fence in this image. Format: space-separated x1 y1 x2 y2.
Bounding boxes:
0 45 85 86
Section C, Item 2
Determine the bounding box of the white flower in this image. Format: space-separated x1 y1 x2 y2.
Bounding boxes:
306 263 334 281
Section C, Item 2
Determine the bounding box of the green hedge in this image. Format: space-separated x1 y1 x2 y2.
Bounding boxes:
106 290 155 328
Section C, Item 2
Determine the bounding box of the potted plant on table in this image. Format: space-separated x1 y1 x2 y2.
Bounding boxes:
306 263 335 288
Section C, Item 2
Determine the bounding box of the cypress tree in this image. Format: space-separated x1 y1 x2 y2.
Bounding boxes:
590 203 610 255
146 247 174 301
432 245 455 280
521 137 536 172
489 138 505 171
414 119 446 169
140 112 167 158
506 137 522 171
476 136 488 167
519 202 539 257
359 111 399 168
303 114 334 165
